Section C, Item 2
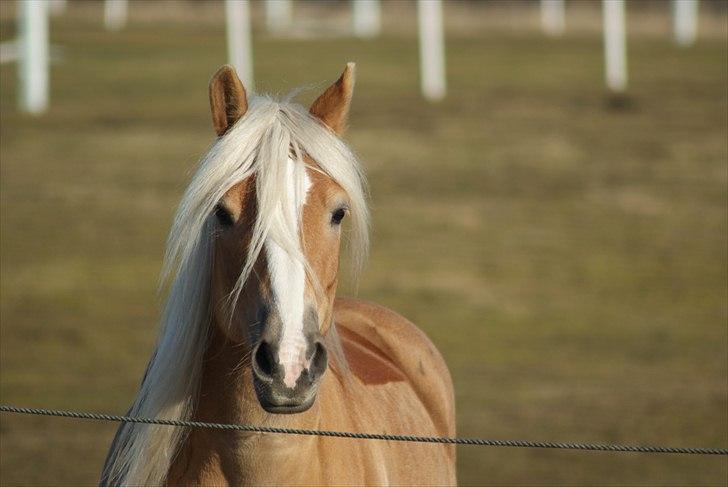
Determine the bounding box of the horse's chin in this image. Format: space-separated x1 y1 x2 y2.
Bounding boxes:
253 376 319 415
259 399 316 415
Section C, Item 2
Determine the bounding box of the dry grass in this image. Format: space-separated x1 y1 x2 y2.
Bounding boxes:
1 2 727 486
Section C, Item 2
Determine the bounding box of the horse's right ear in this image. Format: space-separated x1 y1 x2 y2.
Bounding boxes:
209 65 248 136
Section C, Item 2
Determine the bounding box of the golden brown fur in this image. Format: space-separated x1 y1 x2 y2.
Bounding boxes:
167 298 456 486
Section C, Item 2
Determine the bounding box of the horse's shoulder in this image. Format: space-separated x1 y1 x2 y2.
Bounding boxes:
333 298 455 437
333 298 455 429
332 300 457 479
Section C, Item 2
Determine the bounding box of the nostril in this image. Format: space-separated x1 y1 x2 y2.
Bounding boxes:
309 342 328 379
253 341 275 379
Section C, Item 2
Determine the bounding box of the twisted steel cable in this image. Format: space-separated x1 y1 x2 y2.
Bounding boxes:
2 405 726 455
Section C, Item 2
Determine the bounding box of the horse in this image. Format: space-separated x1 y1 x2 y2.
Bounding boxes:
101 63 456 486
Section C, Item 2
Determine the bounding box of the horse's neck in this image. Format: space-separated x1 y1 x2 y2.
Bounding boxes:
194 324 259 425
168 322 324 485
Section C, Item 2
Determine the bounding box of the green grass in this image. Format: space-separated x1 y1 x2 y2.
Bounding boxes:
1 4 727 486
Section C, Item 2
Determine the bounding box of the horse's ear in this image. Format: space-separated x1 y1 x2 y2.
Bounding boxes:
209 65 248 136
310 63 355 135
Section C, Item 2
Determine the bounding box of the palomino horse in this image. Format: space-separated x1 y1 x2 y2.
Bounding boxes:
101 64 456 486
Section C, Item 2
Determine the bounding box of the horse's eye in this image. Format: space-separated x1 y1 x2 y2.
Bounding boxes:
331 208 347 225
215 204 234 227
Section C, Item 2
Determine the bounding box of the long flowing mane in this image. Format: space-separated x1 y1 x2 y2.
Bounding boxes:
102 95 369 486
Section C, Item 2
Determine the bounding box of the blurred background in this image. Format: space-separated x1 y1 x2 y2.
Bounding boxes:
1 0 726 485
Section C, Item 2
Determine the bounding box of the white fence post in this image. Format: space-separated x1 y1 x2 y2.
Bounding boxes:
104 0 128 32
541 0 565 37
225 0 254 91
19 0 49 115
602 0 627 93
673 0 698 47
417 0 446 101
352 0 381 39
265 0 292 34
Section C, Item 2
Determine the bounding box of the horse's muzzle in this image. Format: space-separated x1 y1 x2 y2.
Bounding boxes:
251 335 328 414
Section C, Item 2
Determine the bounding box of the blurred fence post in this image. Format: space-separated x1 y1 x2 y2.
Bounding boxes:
541 0 565 37
265 0 292 34
417 0 446 101
673 0 698 46
352 0 381 39
19 0 49 115
602 0 627 93
226 0 254 91
104 0 127 31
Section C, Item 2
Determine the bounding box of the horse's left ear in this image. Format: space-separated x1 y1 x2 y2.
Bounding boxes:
310 63 356 135
209 65 248 136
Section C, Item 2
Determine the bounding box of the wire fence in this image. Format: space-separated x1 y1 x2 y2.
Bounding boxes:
2 404 727 456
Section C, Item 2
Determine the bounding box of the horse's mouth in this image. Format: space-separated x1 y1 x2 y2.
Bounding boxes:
252 375 319 415
259 399 315 415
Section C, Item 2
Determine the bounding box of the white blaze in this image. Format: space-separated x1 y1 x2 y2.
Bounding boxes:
265 158 312 389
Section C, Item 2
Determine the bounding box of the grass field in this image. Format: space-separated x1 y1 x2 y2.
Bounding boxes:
1 2 727 486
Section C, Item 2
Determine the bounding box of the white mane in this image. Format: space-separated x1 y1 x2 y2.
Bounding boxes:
102 95 369 486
